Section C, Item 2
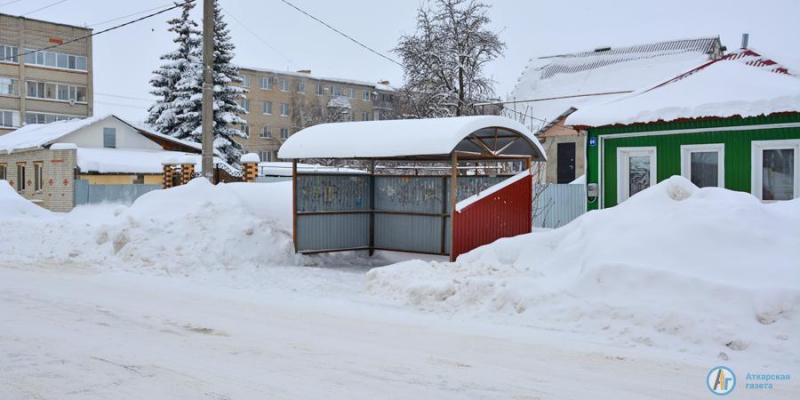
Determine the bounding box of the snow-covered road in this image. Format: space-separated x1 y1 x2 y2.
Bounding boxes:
3 263 791 400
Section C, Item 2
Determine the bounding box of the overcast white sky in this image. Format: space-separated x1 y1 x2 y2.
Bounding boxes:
4 0 799 121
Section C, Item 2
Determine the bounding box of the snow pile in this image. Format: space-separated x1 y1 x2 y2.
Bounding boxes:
0 180 51 219
0 179 300 272
367 176 800 360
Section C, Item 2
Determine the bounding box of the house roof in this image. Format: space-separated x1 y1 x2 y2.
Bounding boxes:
77 148 231 174
565 55 800 128
277 116 546 160
0 115 205 155
510 37 721 133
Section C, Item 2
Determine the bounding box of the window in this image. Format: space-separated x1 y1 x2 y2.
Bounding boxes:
315 84 325 96
0 44 18 63
262 101 272 115
24 48 87 71
16 163 25 192
259 151 271 162
280 128 289 139
296 81 305 93
134 174 145 184
752 139 800 201
361 111 370 121
261 76 272 90
242 74 250 87
280 103 289 117
0 77 18 96
25 112 78 125
331 86 342 96
681 144 724 188
25 80 87 103
242 124 250 136
362 90 370 101
0 110 19 127
280 79 289 92
33 162 43 192
0 163 6 181
103 127 116 148
260 126 272 138
242 99 250 112
346 88 356 99
617 147 657 203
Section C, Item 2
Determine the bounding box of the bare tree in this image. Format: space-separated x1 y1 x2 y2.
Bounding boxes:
394 0 505 118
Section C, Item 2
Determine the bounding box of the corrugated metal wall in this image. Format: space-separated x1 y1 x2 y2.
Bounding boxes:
295 174 510 255
533 184 586 229
74 180 161 206
295 174 371 252
452 175 532 260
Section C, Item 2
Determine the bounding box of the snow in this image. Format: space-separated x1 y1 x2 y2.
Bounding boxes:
455 169 530 212
0 180 50 219
0 115 108 154
566 61 800 127
278 116 545 159
511 39 715 132
259 161 367 177
2 174 799 397
368 176 800 363
76 148 228 174
570 174 586 184
240 152 260 163
50 143 78 150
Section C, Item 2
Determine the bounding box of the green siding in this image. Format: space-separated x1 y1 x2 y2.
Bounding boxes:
586 115 800 210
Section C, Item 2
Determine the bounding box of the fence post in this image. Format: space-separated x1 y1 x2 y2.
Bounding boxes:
240 153 260 183
181 160 196 185
162 164 174 189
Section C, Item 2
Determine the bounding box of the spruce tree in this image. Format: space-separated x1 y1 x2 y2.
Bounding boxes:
146 0 201 136
170 0 248 167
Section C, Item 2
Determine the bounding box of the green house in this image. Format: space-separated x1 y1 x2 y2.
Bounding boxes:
566 50 800 210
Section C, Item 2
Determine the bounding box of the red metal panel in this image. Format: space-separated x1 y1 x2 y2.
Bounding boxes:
451 175 532 261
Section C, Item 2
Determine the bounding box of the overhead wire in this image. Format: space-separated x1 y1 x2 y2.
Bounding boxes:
20 0 67 17
277 0 402 67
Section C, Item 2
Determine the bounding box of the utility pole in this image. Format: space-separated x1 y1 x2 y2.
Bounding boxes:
201 0 214 180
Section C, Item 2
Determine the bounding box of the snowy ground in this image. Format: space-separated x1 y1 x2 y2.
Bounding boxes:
1 178 798 399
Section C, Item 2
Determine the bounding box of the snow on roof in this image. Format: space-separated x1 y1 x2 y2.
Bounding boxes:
77 148 231 174
565 61 800 128
129 121 208 153
510 37 720 133
238 66 377 88
0 115 109 154
277 116 546 160
258 162 368 177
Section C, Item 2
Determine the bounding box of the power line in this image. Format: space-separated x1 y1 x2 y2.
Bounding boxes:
277 0 402 67
20 0 67 17
95 100 151 109
222 7 297 68
95 92 154 102
0 1 191 62
88 2 175 28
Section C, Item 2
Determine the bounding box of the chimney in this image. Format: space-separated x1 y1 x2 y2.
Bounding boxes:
296 70 311 75
741 33 749 49
378 80 390 86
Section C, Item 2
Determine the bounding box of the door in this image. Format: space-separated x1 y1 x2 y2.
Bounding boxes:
617 147 657 203
557 142 576 183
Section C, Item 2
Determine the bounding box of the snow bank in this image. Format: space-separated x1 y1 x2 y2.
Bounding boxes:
0 179 301 272
367 176 800 360
0 180 51 219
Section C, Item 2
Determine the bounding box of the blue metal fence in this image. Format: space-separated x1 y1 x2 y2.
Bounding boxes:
533 183 586 229
74 180 161 206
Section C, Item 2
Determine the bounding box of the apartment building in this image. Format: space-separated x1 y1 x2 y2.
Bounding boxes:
236 67 396 162
0 13 92 135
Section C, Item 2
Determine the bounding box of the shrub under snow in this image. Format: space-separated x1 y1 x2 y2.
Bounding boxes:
367 176 800 361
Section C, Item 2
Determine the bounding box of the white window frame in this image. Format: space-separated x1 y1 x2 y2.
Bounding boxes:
362 90 370 101
242 74 250 87
280 103 289 117
297 81 305 93
242 99 250 112
280 78 289 92
262 101 272 115
260 77 272 90
751 139 800 201
616 146 657 203
260 126 271 138
280 128 289 139
680 143 725 188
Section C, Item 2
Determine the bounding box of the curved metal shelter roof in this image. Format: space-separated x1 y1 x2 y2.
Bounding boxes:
277 116 546 161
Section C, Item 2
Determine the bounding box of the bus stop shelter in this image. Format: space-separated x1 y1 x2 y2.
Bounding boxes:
278 116 547 261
